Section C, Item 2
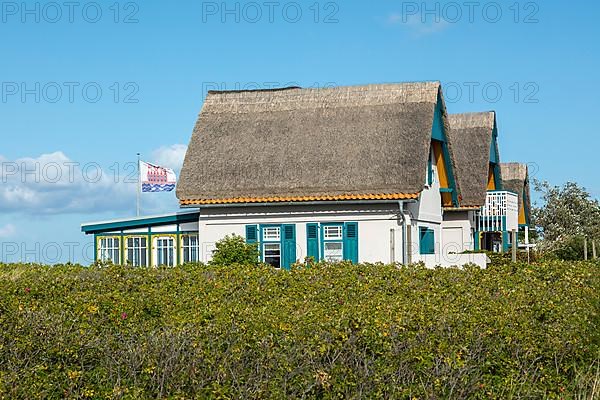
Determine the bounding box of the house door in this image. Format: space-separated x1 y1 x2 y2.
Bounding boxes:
481 232 502 252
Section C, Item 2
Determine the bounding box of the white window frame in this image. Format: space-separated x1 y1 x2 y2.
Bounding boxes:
324 241 344 262
99 237 120 264
126 236 147 267
181 234 199 263
323 226 343 240
154 236 175 267
262 227 281 241
263 242 282 269
322 224 344 262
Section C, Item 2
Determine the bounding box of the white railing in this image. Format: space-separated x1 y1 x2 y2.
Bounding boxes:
477 191 519 232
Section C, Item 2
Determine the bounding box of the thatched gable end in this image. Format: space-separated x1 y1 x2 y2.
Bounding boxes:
177 82 449 204
500 163 531 224
447 112 497 207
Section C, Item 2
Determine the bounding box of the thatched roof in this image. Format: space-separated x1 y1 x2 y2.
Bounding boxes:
177 82 453 205
500 163 531 223
446 112 497 207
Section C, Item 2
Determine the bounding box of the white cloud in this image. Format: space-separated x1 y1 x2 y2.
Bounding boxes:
151 144 187 172
387 13 450 37
0 146 183 215
0 223 16 238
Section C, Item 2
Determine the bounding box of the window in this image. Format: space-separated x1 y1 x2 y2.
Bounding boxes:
263 243 281 268
419 227 435 255
182 235 199 263
155 237 175 266
262 226 281 268
427 149 435 186
322 224 344 262
324 242 343 261
323 225 343 240
247 225 296 269
126 237 147 267
263 227 280 241
99 237 120 263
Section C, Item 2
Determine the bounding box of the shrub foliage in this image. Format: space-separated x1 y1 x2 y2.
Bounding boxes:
0 261 598 399
209 235 260 266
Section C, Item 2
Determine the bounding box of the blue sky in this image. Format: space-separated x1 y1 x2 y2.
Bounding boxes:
1 0 598 263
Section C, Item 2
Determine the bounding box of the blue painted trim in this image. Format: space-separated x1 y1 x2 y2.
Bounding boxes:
439 188 454 193
320 223 344 262
419 227 435 255
502 231 510 253
489 125 500 164
343 222 359 263
82 211 199 234
306 223 320 261
93 233 98 261
431 95 459 207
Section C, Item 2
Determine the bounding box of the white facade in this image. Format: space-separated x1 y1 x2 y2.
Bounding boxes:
194 166 489 269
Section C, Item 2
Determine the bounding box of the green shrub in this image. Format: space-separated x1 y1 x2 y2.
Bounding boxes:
0 261 598 399
551 236 587 261
209 234 260 266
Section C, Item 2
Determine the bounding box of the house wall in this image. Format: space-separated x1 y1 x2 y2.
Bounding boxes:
441 210 476 259
198 203 407 265
406 147 444 266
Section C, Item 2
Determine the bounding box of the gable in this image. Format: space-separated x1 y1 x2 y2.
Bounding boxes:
446 111 497 207
430 96 459 207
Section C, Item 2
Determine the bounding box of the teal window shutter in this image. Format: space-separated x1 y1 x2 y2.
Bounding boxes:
427 151 434 185
245 225 258 244
306 224 319 261
281 224 296 270
419 227 435 255
343 222 358 263
306 223 320 261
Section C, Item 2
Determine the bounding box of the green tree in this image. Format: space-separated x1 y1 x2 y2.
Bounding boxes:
210 234 260 266
533 180 600 256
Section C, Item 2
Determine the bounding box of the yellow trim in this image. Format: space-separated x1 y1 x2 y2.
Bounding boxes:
518 197 526 225
487 166 496 190
432 141 449 188
96 235 122 263
180 233 199 264
180 192 420 206
123 235 150 267
432 141 453 207
150 233 178 267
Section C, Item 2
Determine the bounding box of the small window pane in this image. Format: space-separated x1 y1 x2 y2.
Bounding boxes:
263 227 281 241
126 237 147 267
182 235 199 263
156 237 175 267
324 242 343 261
324 226 343 240
263 243 281 268
99 237 120 264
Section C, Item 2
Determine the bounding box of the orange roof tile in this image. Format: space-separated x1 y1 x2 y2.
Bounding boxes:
180 192 419 206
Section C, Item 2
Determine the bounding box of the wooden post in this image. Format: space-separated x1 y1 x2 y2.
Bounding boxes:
584 237 588 261
511 230 517 262
592 240 597 259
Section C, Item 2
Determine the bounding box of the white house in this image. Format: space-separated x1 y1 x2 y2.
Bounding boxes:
82 82 530 268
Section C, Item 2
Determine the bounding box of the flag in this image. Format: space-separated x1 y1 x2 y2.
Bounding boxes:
140 161 176 192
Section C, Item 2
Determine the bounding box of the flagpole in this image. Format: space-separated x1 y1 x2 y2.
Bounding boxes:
136 153 141 217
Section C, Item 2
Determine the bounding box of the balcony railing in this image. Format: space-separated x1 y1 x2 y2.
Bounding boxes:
476 191 519 232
